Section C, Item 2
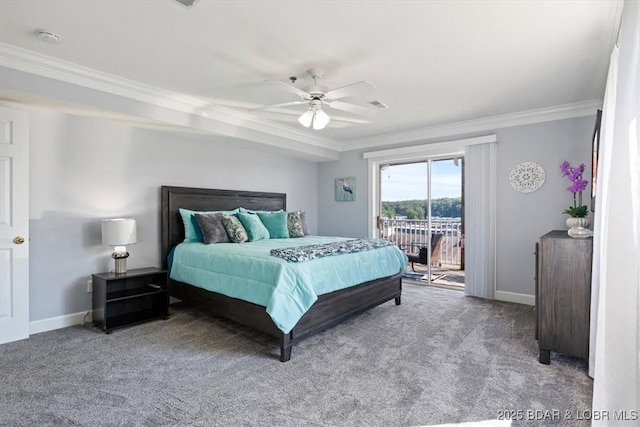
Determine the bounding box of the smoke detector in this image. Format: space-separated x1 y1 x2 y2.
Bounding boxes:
36 30 62 44
174 0 199 8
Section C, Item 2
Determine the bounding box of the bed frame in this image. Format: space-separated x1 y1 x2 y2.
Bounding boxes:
161 185 402 362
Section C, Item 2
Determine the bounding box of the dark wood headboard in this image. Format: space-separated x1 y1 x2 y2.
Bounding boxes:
160 186 287 269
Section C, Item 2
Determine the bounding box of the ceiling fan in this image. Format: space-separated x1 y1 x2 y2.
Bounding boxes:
251 68 388 130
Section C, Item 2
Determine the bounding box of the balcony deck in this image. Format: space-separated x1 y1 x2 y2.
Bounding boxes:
381 218 465 289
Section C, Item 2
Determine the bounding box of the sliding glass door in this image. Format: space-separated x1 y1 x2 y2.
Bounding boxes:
379 156 464 287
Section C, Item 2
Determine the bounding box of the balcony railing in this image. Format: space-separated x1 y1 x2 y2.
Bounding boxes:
380 218 463 268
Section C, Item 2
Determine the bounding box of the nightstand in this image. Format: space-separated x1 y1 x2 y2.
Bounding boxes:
92 267 169 333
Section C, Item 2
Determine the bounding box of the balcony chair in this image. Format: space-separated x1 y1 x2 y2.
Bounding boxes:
401 233 443 272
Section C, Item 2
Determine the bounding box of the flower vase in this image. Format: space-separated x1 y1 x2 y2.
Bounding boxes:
566 217 593 238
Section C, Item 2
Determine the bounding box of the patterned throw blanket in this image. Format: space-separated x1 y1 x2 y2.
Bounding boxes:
270 238 395 262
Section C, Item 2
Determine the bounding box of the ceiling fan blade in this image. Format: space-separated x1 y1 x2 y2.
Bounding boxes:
330 116 372 125
324 100 377 117
266 80 311 99
324 80 376 101
248 100 307 111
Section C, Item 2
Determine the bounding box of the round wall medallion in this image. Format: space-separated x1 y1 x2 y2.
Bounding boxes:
509 161 545 193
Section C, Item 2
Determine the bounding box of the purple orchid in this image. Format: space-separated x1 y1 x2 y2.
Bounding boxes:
561 161 588 217
568 179 588 193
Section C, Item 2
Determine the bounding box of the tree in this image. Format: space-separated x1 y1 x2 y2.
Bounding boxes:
382 197 461 219
381 205 396 219
405 205 424 219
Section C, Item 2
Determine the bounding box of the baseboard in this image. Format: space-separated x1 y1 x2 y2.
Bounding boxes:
495 290 535 306
29 311 91 335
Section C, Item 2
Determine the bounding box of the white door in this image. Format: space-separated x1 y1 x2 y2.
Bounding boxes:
0 105 29 344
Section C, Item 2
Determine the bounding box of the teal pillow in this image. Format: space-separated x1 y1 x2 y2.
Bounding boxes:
236 212 270 241
179 208 238 242
257 211 289 238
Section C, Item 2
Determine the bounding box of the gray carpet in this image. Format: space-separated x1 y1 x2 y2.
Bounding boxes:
0 283 592 426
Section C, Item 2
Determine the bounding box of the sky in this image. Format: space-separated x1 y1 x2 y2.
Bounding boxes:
381 159 462 201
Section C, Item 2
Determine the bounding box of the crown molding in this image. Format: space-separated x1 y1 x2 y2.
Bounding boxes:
0 43 342 153
341 99 603 152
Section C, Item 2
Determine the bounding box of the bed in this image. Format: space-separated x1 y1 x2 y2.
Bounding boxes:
161 185 405 361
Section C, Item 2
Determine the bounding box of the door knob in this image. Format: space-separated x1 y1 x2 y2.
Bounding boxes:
13 236 25 244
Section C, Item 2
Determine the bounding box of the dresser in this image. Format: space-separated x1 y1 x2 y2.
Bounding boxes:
535 230 593 364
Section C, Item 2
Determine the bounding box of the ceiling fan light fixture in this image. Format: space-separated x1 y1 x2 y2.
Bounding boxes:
298 110 314 128
312 109 330 130
298 108 330 130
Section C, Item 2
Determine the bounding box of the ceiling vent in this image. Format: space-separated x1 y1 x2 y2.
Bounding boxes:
369 100 389 109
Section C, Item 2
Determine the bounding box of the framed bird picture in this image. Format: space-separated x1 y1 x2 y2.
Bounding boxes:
335 177 356 201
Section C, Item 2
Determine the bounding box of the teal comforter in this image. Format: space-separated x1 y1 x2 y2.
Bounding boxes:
169 236 408 333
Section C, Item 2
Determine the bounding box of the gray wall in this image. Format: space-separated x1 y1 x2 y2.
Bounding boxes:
318 150 371 238
318 116 594 296
495 118 592 295
28 108 318 321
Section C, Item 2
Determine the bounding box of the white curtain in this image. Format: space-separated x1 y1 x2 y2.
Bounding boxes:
591 0 640 420
464 142 497 299
589 46 618 378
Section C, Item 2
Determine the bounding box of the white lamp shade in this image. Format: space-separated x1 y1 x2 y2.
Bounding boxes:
298 110 314 127
298 109 330 130
102 218 137 246
312 109 330 129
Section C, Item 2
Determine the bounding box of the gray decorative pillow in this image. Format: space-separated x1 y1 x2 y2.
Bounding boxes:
194 213 230 244
299 210 311 236
287 211 305 238
221 215 248 243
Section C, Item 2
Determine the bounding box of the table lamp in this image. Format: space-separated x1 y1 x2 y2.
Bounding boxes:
101 218 137 274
